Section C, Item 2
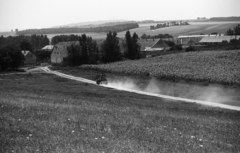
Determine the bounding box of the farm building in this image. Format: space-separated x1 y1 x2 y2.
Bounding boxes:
51 41 79 65
21 51 36 65
41 45 54 51
139 39 170 57
176 35 207 46
199 35 240 44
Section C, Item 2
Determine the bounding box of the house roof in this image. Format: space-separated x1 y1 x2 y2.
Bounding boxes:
55 41 79 47
151 39 169 48
199 36 240 43
21 50 30 56
42 45 54 50
138 39 159 51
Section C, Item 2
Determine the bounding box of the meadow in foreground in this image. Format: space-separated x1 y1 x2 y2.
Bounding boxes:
0 73 240 153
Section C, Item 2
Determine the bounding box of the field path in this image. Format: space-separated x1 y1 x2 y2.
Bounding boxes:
40 67 240 111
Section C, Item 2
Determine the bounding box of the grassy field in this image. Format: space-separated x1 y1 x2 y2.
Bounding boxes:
81 50 240 86
1 73 240 153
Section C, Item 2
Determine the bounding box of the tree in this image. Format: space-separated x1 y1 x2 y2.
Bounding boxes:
67 44 82 66
0 44 24 70
20 39 33 51
226 24 240 36
125 30 132 58
131 32 140 59
101 31 121 63
87 39 99 64
124 31 140 59
66 35 100 66
141 33 147 39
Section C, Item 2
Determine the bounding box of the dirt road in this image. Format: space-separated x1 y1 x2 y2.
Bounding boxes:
40 67 240 111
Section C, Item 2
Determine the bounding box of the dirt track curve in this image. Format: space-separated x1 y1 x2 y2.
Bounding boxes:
40 67 240 111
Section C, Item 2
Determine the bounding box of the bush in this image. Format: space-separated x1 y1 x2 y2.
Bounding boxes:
171 44 183 51
185 46 195 52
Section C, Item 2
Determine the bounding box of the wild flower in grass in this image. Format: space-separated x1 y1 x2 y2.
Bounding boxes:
102 136 105 139
200 145 203 147
191 136 195 139
95 138 98 140
72 130 75 133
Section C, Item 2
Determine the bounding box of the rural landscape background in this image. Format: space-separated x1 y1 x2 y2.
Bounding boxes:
1 0 240 152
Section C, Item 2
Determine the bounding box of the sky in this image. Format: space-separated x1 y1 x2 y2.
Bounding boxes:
0 0 240 31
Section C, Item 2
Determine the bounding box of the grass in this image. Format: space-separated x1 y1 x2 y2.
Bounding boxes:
1 73 240 152
80 50 240 86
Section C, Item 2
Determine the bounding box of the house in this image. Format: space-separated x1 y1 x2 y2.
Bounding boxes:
21 51 36 65
139 39 170 57
51 41 79 65
41 45 54 51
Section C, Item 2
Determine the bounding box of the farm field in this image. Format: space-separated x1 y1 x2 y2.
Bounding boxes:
81 50 240 86
1 73 240 152
1 21 239 40
42 21 240 40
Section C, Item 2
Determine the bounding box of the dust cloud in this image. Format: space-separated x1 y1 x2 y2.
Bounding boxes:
106 76 240 107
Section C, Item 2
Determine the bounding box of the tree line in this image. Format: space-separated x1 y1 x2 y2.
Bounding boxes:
16 23 139 35
0 44 24 71
225 24 240 36
51 35 79 45
141 33 173 39
0 35 49 50
210 17 240 21
66 31 141 66
0 35 49 71
150 22 189 30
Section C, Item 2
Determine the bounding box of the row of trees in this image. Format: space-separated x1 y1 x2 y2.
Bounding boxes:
0 45 24 70
51 35 79 45
141 33 173 39
66 31 141 66
67 34 99 66
226 24 240 36
0 35 49 50
150 22 189 30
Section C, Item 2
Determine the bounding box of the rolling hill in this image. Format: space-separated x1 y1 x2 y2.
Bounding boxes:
44 21 240 40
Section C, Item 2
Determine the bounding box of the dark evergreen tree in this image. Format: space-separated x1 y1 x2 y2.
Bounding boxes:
20 39 33 51
125 30 132 58
124 31 140 59
131 32 140 59
101 31 121 63
79 34 89 64
0 44 24 70
67 44 82 66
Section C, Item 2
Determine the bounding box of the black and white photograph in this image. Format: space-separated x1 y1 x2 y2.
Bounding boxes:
0 0 240 152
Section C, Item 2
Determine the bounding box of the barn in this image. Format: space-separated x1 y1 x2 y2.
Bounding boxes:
139 39 170 57
21 51 36 65
199 35 240 44
51 41 79 65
